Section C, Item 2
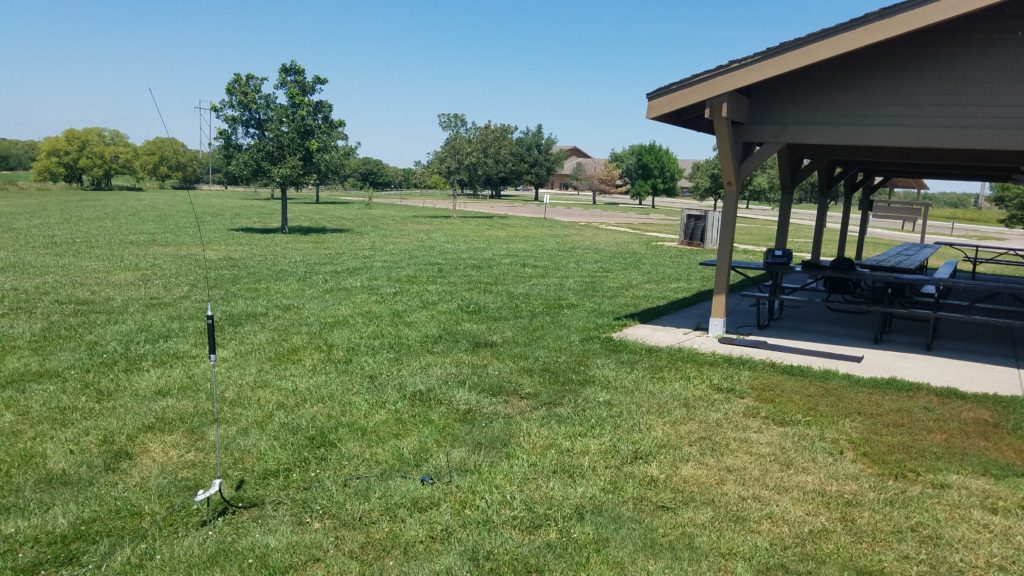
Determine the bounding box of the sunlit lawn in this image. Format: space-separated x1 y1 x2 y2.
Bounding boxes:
2 187 1023 574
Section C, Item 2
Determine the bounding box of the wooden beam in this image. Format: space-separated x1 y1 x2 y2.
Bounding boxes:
788 145 1024 167
739 142 784 182
705 92 749 124
795 158 828 188
775 145 798 249
810 166 835 262
836 173 860 259
708 98 745 337
734 124 1024 153
855 172 877 260
827 166 857 190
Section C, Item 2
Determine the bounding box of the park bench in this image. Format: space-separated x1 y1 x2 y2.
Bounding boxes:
871 200 923 231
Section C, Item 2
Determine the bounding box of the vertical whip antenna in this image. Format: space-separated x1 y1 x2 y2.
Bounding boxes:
148 87 212 303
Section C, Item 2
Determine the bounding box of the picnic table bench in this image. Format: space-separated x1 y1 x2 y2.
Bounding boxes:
933 240 1024 279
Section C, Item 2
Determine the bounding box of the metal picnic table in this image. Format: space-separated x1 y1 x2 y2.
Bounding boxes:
934 240 1024 279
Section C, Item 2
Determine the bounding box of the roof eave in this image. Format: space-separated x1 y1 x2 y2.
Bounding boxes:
646 0 1006 125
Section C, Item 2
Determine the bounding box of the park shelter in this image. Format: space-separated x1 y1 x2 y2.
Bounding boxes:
646 0 1024 336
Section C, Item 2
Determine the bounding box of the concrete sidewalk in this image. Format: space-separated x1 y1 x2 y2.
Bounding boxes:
615 288 1024 396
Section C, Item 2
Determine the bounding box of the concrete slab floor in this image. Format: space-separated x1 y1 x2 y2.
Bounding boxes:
615 287 1024 397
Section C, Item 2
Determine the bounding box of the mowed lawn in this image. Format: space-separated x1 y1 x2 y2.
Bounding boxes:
2 187 1023 574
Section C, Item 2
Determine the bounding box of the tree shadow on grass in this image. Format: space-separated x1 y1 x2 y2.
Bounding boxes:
231 226 350 235
240 196 355 205
415 213 503 220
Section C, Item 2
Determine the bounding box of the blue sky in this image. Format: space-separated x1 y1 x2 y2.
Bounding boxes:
0 0 976 191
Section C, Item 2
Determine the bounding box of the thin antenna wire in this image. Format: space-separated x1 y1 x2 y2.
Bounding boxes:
148 88 170 138
148 88 212 303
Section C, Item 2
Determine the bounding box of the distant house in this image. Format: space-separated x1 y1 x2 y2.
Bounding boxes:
547 145 698 193
677 159 696 194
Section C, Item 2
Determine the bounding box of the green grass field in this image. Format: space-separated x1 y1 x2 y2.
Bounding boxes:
2 187 1023 574
791 201 1007 226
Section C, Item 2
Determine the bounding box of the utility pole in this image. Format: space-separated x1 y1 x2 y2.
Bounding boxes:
195 100 214 188
978 181 986 210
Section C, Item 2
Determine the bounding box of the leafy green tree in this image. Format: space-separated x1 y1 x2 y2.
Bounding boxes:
347 156 393 190
610 142 682 208
742 155 781 208
312 145 355 203
408 161 436 190
137 137 201 188
566 162 589 193
213 60 349 233
0 138 39 171
475 121 519 198
426 174 448 190
690 151 784 210
78 128 137 190
688 156 724 210
794 171 820 205
429 113 481 216
32 127 136 190
515 124 564 202
989 182 1024 228
33 129 87 187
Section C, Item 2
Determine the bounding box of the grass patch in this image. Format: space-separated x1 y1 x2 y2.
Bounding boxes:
1 188 1023 574
750 371 1024 479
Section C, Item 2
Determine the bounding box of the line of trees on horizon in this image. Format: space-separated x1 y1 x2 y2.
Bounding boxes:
9 58 1022 232
427 113 565 206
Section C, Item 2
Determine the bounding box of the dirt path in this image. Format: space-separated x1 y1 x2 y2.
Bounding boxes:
337 195 678 224
340 192 1024 249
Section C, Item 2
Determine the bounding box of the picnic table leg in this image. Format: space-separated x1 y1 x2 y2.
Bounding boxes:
927 317 937 351
768 271 784 322
755 296 771 329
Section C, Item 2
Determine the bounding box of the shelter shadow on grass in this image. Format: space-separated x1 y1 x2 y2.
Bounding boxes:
619 289 714 324
618 277 762 324
231 226 350 235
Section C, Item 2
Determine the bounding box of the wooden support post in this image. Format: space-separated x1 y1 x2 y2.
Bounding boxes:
920 203 929 243
774 145 798 249
855 172 876 261
810 166 833 262
706 94 747 337
836 173 860 259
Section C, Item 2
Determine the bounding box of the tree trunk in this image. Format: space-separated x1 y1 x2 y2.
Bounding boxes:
280 186 289 234
592 191 597 205
534 186 540 202
745 198 750 209
451 189 457 218
316 183 320 204
651 195 656 208
713 197 719 211
638 197 643 206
